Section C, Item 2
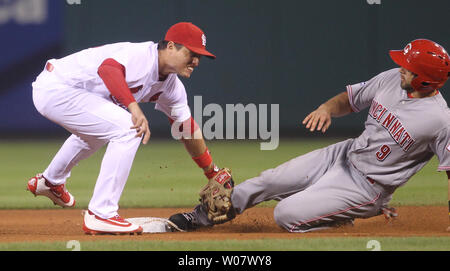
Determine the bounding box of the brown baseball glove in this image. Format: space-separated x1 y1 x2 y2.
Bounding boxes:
199 167 235 223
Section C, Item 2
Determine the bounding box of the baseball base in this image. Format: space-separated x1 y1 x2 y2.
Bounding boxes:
125 217 184 233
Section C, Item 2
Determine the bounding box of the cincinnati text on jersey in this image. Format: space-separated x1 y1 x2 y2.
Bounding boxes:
368 99 415 151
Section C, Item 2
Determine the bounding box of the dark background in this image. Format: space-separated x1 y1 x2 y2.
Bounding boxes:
1 0 449 139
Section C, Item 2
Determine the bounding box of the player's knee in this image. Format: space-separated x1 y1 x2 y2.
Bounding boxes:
274 205 319 233
110 129 142 146
273 202 296 232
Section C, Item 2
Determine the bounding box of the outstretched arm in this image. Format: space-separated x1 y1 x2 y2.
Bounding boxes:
302 91 353 133
182 129 214 173
169 117 215 176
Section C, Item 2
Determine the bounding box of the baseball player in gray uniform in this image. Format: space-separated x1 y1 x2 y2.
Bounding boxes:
169 39 450 232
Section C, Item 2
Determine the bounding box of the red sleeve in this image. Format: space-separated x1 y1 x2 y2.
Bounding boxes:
97 58 136 107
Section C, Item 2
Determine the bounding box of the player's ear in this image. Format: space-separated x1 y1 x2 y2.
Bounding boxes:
166 41 175 50
167 41 184 52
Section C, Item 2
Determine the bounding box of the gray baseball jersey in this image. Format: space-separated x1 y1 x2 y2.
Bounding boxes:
347 68 450 187
191 68 450 232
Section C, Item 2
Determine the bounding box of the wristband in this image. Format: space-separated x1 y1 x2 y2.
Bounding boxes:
192 148 213 169
204 164 220 179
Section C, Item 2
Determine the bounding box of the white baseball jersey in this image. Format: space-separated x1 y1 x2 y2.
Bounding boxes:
31 41 193 219
43 41 191 123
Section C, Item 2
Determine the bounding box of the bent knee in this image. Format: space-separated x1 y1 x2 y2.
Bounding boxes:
102 130 143 154
273 202 297 232
273 202 320 233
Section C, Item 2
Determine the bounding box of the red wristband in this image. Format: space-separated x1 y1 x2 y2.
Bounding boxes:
192 148 213 169
204 164 219 179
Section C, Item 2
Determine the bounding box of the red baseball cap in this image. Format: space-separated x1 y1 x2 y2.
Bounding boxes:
164 22 216 59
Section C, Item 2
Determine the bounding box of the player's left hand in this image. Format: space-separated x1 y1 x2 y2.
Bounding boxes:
302 105 332 133
199 167 235 223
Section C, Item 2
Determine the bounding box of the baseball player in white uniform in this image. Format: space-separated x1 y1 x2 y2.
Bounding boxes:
169 39 450 233
27 22 227 235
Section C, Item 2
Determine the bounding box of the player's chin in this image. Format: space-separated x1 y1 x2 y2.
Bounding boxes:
400 82 413 91
179 69 193 78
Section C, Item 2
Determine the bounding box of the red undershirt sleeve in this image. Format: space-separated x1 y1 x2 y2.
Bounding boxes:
97 58 136 107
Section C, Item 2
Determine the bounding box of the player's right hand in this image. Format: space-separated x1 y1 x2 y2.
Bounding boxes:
128 102 151 144
302 105 332 133
381 207 398 221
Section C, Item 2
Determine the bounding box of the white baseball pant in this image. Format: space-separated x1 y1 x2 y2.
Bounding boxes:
32 69 142 219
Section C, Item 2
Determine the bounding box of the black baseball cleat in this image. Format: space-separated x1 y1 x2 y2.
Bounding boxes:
168 204 213 232
168 211 200 232
168 204 236 231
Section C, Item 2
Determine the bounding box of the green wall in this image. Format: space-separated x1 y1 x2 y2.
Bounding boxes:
64 0 450 137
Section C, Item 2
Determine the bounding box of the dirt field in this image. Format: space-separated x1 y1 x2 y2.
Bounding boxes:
0 206 449 243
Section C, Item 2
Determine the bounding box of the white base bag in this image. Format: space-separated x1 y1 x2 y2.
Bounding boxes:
125 217 185 233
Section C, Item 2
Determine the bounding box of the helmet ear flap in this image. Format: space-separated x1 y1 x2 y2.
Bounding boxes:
411 74 440 92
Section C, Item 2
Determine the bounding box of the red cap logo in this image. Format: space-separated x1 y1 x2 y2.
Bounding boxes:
165 22 216 59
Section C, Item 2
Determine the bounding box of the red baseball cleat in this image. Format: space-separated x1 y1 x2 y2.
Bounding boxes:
27 173 75 208
83 210 143 235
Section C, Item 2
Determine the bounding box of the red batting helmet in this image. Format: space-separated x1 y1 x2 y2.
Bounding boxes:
389 39 450 91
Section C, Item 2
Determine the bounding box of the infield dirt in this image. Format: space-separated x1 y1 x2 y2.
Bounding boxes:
0 206 449 243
